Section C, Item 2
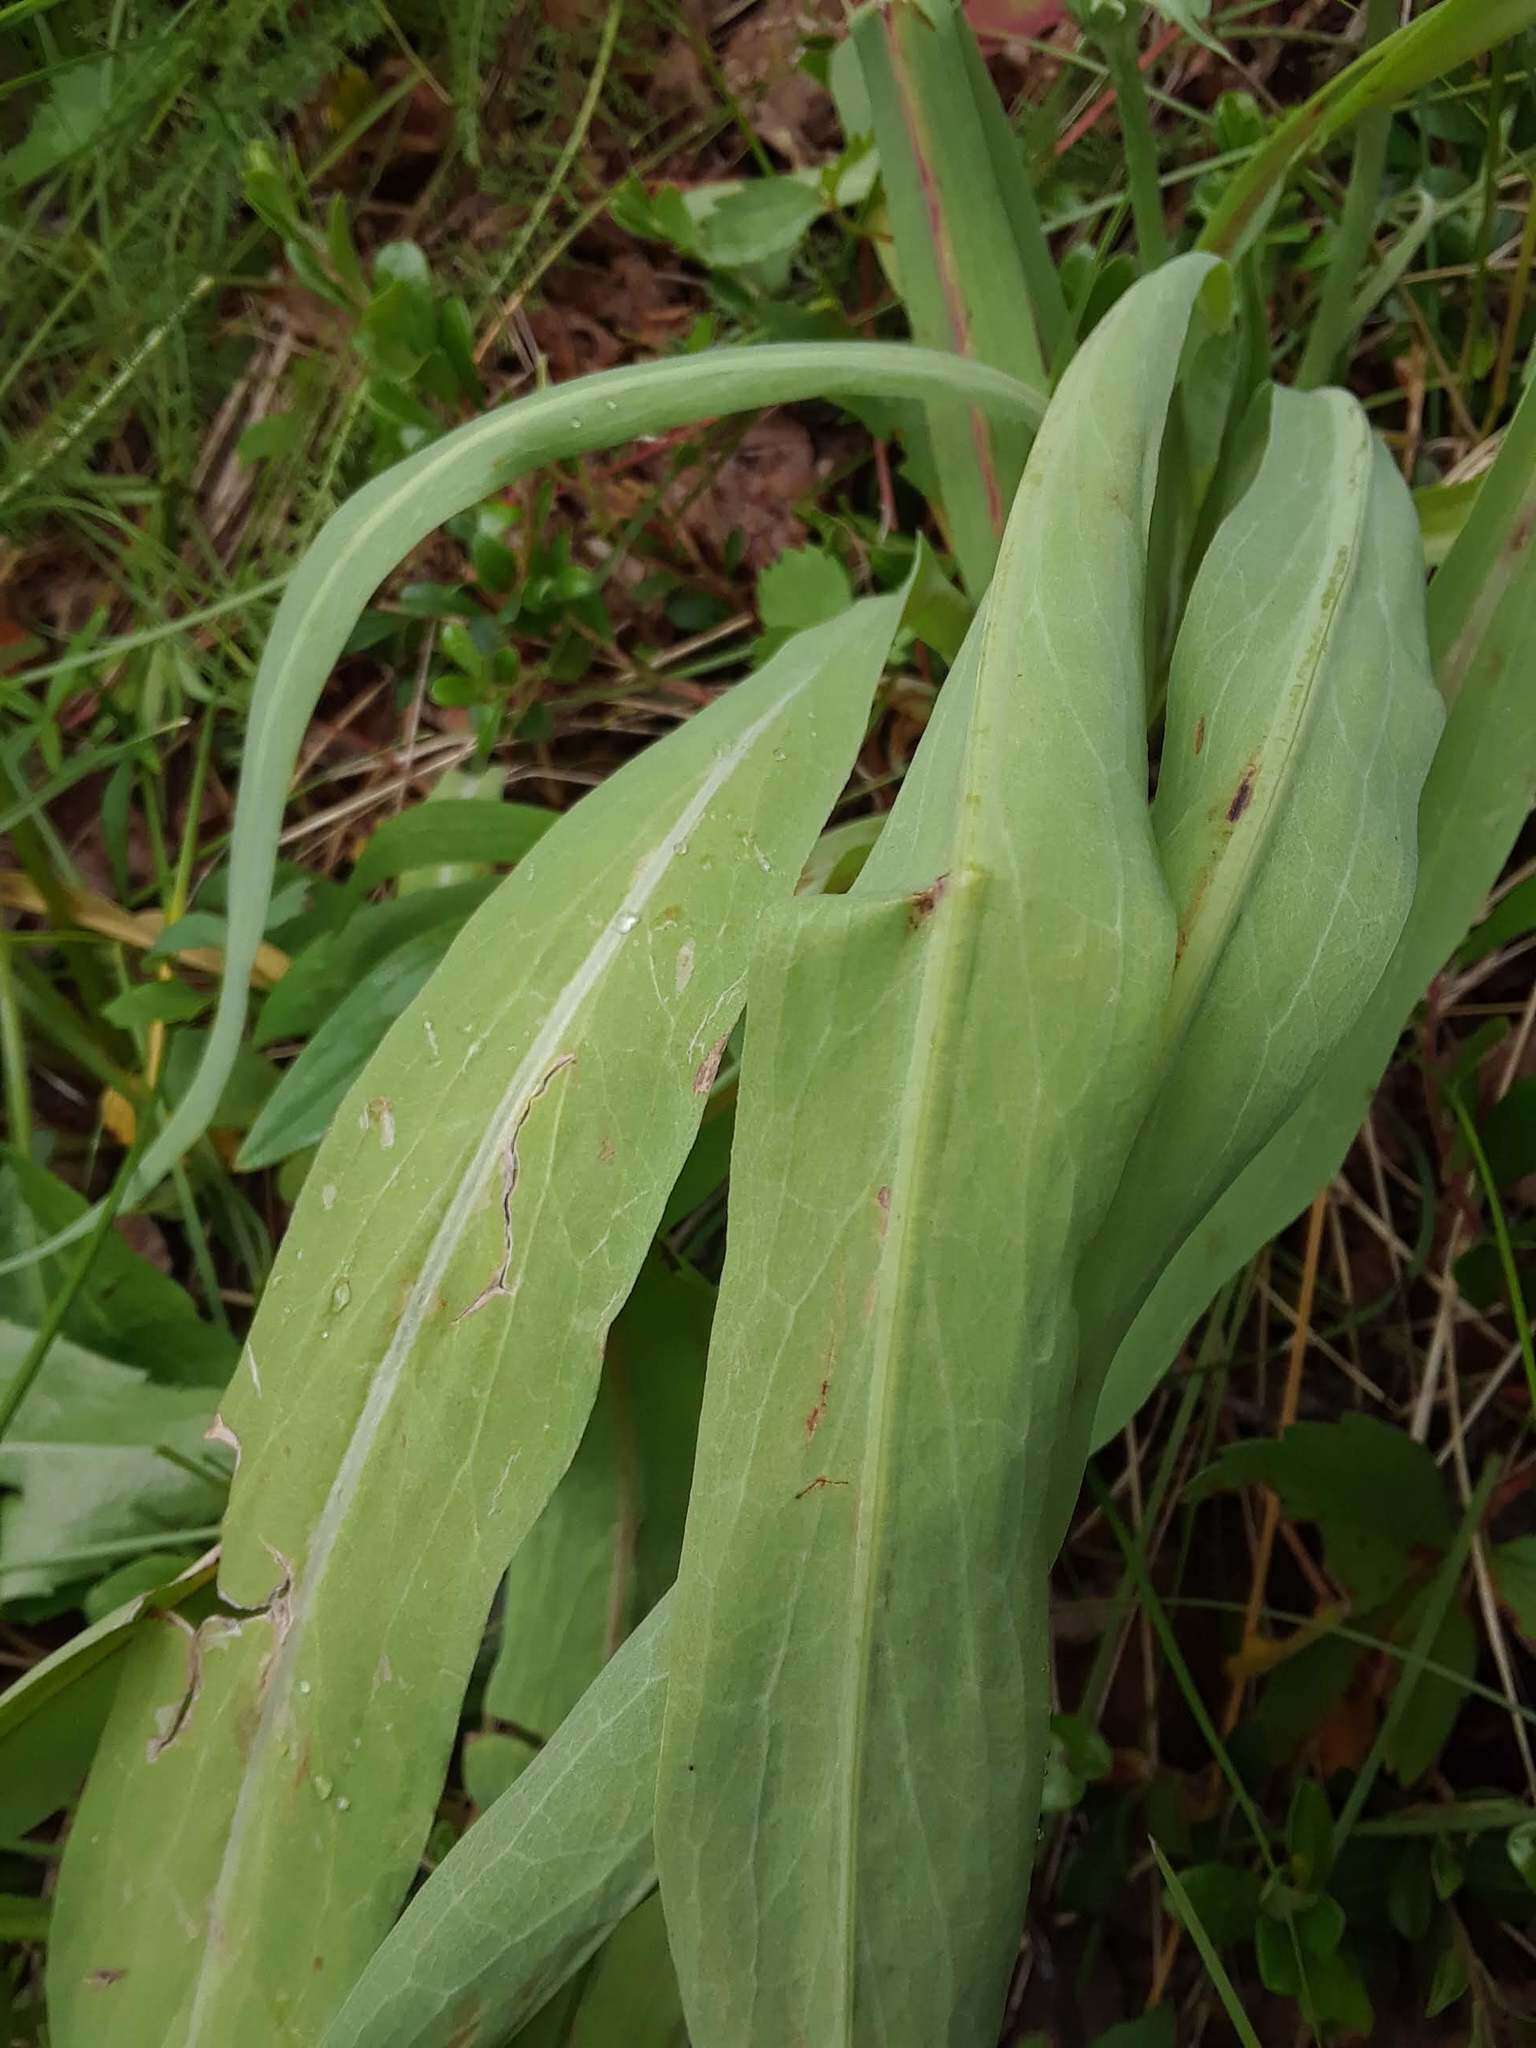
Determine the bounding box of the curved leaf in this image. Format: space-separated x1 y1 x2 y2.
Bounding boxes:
1092 361 1536 1447
0 343 1041 1280
1076 383 1441 1428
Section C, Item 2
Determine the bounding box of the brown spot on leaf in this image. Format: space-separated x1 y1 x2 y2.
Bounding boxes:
907 873 949 928
1193 715 1206 756
804 1379 831 1441
1226 769 1256 824
692 1034 729 1096
87 1970 127 1989
598 1135 615 1165
445 2002 488 2048
795 1474 851 1502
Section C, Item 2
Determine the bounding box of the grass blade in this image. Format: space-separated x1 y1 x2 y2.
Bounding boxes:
1152 1840 1263 2048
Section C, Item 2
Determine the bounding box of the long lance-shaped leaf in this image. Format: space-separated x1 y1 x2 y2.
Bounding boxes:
1068 386 1441 1446
322 1600 670 2048
0 343 1041 1280
48 598 911 2048
1091 364 1536 1448
852 0 1060 594
654 258 1225 2048
1199 0 1536 262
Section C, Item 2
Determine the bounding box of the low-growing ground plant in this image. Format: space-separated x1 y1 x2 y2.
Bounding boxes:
6 1 1536 2043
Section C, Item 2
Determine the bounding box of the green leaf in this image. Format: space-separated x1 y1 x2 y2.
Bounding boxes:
237 927 458 1170
0 1556 216 1841
50 600 911 2047
237 413 303 466
1162 1861 1261 1950
2 57 118 189
1424 1911 1470 2016
0 1155 233 1387
1152 1842 1262 2048
1388 1845 1435 1939
1088 2015 1174 2048
1506 1818 1536 1892
654 258 1222 2048
321 1601 669 2048
346 801 556 897
1492 1535 1536 1639
102 979 211 1030
693 180 823 270
0 1894 49 1941
2 344 1041 1285
1384 1591 1476 1785
1302 1945 1374 2036
1431 1830 1466 1900
1094 355 1536 1448
1254 1911 1300 1996
254 881 494 1049
1476 1078 1536 1186
756 546 853 633
475 1251 712 1799
1080 385 1442 1420
1189 1417 1452 1609
1287 1778 1335 1892
513 1892 687 2048
0 1324 227 1606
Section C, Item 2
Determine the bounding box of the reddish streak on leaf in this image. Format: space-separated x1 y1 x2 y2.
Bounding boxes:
883 9 1006 543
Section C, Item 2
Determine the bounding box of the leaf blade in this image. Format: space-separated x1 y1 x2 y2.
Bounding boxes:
50 603 908 2047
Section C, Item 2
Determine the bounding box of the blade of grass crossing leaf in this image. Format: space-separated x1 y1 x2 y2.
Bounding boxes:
0 343 1042 1280
321 1601 670 2048
49 600 914 2048
1151 1841 1263 2048
655 258 1224 2048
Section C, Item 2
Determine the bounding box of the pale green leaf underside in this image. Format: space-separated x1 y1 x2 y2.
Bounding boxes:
1076 383 1442 1441
656 257 1224 2048
1093 366 1535 1446
0 1324 223 1603
50 600 907 2048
